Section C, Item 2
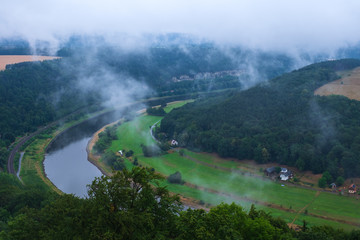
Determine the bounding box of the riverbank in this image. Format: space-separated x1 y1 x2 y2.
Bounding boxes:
86 120 123 177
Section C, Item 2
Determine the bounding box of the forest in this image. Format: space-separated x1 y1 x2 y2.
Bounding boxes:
159 59 360 180
1 168 359 239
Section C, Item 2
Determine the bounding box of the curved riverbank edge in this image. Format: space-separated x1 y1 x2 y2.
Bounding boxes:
86 120 122 177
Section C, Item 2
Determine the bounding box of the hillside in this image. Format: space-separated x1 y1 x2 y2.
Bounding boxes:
159 59 360 180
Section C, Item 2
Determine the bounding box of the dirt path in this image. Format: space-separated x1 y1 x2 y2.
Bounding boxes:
289 191 320 228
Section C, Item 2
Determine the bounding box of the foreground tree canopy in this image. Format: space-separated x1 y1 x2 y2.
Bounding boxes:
159 59 360 179
1 167 359 239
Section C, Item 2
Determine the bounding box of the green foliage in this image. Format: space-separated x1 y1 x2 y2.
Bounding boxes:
102 151 125 170
141 144 161 157
146 106 166 116
159 59 360 178
167 171 183 184
318 177 327 188
94 125 118 154
125 149 134 157
335 176 345 186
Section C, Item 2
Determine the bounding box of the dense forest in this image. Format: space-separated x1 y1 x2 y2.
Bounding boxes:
1 168 359 239
159 59 360 179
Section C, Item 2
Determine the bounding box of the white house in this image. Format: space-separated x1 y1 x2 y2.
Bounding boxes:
171 140 178 146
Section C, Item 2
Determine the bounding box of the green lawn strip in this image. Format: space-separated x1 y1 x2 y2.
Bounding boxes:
163 100 194 113
260 206 357 231
307 192 360 223
163 181 358 230
141 152 311 211
110 115 162 154
185 150 240 169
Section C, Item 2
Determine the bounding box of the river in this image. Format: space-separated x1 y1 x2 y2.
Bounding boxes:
44 110 127 197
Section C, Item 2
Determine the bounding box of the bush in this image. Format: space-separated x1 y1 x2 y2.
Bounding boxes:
167 171 183 184
141 144 161 157
125 150 134 157
335 176 344 186
146 107 166 116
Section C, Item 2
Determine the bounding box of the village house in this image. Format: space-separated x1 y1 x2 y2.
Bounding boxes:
264 167 293 181
171 139 178 146
329 183 337 192
264 167 277 177
280 168 293 181
348 184 357 194
118 150 123 157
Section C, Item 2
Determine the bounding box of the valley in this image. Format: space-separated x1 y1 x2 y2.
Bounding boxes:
88 100 360 230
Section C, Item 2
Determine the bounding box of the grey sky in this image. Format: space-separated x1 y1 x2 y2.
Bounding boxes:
1 0 360 52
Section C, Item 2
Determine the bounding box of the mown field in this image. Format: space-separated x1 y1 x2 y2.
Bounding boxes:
0 55 60 70
107 100 360 230
315 67 360 101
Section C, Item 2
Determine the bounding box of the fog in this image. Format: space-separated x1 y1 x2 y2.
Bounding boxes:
1 0 360 53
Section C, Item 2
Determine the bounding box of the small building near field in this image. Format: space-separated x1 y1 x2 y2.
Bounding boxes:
264 167 277 176
349 184 357 194
118 150 123 156
171 140 178 146
280 170 293 181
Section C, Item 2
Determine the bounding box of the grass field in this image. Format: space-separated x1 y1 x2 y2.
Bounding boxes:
108 100 360 230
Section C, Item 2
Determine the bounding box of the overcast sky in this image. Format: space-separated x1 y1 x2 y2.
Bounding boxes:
1 0 360 52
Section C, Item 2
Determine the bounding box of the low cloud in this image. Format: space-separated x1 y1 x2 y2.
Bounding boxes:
1 0 360 53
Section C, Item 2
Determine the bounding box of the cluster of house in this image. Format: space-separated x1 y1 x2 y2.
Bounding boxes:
171 70 245 82
264 167 293 181
332 183 358 194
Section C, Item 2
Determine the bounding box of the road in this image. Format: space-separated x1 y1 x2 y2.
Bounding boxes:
7 124 54 175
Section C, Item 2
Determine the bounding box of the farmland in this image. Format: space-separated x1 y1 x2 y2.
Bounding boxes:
0 55 60 70
315 67 360 101
95 100 360 230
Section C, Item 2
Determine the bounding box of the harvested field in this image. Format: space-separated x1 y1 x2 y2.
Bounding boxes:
0 55 60 70
315 67 360 100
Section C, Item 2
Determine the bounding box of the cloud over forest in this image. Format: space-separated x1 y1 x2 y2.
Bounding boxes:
1 0 360 52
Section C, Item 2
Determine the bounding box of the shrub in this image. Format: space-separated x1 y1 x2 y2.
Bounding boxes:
167 171 183 184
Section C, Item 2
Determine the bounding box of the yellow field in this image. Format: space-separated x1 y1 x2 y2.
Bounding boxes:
315 67 360 100
0 55 60 70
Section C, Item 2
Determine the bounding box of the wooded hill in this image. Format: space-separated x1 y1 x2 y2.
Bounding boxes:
159 59 360 179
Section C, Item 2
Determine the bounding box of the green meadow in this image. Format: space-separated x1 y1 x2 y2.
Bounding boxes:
109 100 360 230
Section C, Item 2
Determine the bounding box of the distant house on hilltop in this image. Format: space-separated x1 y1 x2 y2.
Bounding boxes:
349 184 357 194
